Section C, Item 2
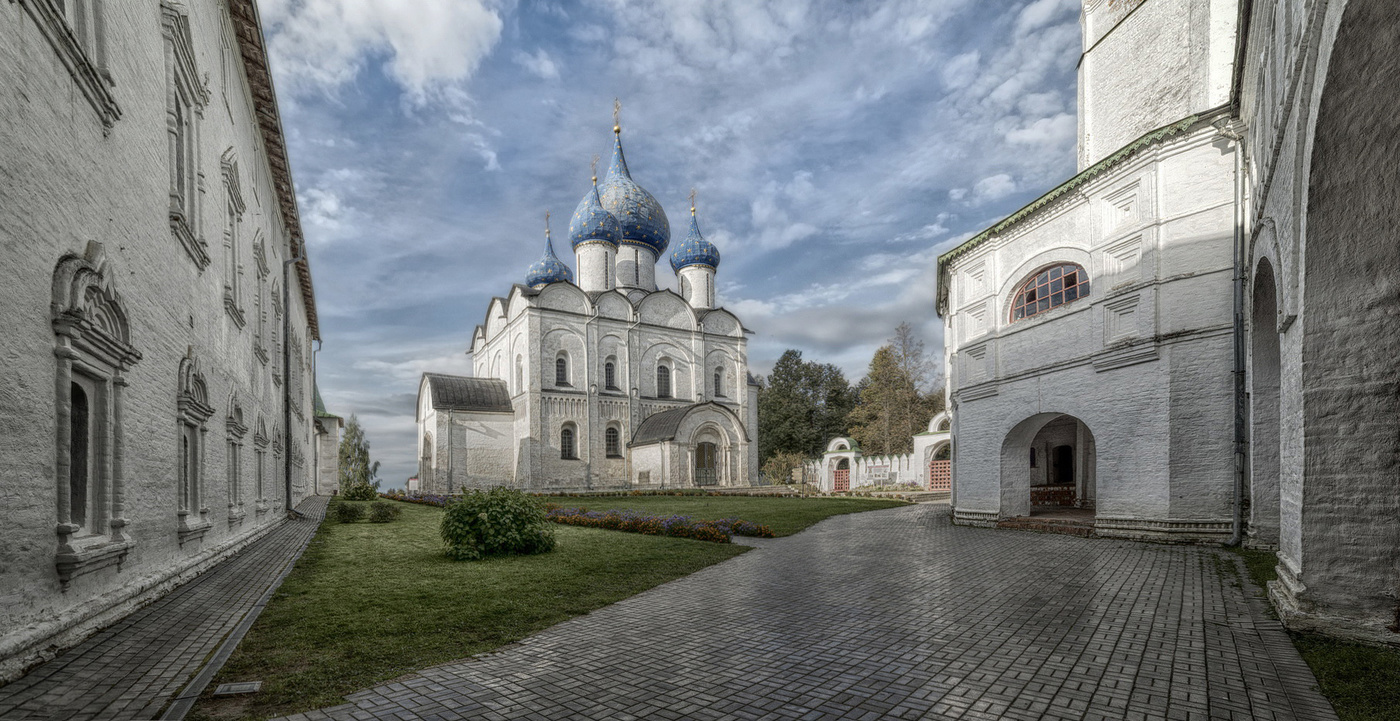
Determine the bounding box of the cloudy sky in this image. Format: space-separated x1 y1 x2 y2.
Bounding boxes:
264 0 1083 485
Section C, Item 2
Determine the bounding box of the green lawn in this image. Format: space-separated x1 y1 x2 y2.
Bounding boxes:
1230 547 1400 721
550 495 909 536
190 502 747 720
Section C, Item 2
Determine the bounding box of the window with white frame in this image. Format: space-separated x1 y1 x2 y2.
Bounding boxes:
163 2 210 268
176 355 213 543
51 244 141 588
226 397 247 523
221 150 246 326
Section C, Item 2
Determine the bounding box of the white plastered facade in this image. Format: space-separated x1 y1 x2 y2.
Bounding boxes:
940 0 1400 645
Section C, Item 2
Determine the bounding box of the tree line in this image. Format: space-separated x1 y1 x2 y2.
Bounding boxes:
756 322 945 483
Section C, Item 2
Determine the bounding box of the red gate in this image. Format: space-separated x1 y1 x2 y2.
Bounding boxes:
834 468 850 492
928 460 951 492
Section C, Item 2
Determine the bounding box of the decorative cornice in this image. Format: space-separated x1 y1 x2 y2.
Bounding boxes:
227 0 319 340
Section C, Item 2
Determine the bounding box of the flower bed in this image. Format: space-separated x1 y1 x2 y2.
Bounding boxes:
544 507 774 544
378 491 775 544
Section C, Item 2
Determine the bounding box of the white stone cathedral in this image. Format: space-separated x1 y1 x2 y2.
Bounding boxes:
416 117 758 492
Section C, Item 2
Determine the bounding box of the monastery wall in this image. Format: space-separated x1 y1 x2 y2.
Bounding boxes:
0 0 318 680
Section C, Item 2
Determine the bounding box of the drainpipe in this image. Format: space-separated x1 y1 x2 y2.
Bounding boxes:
282 254 302 514
1218 119 1247 547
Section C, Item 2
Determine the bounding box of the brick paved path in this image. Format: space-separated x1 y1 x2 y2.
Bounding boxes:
0 496 329 721
282 504 1335 721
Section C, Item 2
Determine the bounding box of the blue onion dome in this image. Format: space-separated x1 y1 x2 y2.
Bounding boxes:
525 216 573 287
670 204 720 272
598 122 670 256
568 174 620 251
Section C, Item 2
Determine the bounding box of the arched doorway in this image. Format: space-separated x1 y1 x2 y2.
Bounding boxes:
1249 257 1281 546
695 442 718 486
1000 413 1096 521
928 442 951 491
834 458 850 492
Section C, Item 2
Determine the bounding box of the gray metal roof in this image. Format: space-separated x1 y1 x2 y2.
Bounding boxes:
630 402 749 446
630 405 695 446
423 374 513 413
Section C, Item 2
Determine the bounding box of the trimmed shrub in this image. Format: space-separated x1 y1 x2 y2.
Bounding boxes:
341 479 380 501
367 500 401 523
440 487 556 561
333 501 365 523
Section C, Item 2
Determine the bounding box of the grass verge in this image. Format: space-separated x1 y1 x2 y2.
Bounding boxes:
556 495 910 537
1228 547 1400 721
189 501 746 720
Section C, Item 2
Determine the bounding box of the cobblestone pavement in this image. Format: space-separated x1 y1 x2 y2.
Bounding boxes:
0 496 329 721
281 504 1334 721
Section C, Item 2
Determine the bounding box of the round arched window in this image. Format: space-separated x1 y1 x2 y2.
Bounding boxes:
1011 263 1089 322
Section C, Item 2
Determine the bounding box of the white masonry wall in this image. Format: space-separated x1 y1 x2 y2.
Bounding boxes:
944 125 1237 540
1079 0 1238 168
0 0 317 680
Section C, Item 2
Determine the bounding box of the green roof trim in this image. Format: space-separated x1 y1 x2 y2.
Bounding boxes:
313 384 340 419
935 108 1229 315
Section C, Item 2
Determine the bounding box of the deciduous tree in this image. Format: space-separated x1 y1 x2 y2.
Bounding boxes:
337 415 381 500
757 350 855 464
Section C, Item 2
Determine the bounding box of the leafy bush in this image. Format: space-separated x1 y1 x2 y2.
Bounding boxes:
341 479 380 501
440 487 556 561
333 501 365 523
367 500 401 523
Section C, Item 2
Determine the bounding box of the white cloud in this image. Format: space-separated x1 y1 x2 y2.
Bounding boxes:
513 48 560 80
260 0 504 101
1006 112 1076 147
973 173 1018 202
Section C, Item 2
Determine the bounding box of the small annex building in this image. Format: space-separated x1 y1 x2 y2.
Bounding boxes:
937 0 1400 645
810 412 952 492
416 115 759 492
313 386 343 496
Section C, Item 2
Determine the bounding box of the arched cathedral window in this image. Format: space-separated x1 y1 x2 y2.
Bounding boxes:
560 425 577 460
604 360 618 391
656 364 671 399
555 354 569 386
1010 263 1090 322
714 367 724 398
605 426 621 457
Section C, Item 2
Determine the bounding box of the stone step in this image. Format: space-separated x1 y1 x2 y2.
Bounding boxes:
997 517 1096 538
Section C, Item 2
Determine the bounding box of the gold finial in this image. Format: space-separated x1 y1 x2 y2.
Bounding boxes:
613 98 621 134
591 154 600 184
545 211 551 238
689 188 697 216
